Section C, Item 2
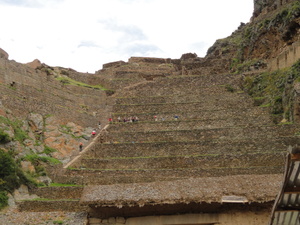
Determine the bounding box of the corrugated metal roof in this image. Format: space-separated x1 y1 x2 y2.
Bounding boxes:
269 146 300 225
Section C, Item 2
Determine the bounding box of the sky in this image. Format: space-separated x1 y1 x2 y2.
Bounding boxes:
0 0 254 73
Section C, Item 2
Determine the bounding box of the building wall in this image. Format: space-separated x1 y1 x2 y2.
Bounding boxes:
89 211 271 225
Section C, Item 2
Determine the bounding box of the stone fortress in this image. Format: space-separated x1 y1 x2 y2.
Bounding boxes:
0 0 300 224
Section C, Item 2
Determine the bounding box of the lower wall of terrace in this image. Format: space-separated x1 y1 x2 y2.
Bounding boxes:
88 202 273 225
55 167 285 185
17 200 88 212
30 186 84 199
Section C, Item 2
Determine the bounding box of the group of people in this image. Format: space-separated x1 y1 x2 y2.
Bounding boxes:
117 116 139 123
79 114 180 152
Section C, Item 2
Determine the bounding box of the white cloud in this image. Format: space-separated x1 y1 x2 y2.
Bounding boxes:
0 0 253 72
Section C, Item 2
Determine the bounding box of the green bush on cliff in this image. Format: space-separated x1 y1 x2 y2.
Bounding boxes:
243 59 300 123
0 116 29 144
0 129 11 144
0 149 35 209
0 191 8 209
227 1 300 68
56 76 105 90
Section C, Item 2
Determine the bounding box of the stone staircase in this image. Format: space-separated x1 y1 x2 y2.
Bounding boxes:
17 72 300 223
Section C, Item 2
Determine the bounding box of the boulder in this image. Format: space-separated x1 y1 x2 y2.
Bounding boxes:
26 59 42 69
20 161 36 173
27 113 44 132
36 176 52 186
13 184 38 201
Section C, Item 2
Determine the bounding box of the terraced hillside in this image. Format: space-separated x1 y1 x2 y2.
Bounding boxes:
71 72 298 180
17 67 300 224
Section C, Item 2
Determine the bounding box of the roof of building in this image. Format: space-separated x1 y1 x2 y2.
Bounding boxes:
80 174 283 208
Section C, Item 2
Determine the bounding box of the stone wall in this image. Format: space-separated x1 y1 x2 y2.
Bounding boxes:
128 57 171 64
88 209 272 225
0 58 110 127
268 40 300 71
17 200 87 212
56 160 286 185
105 125 298 143
86 137 295 159
103 61 126 69
79 152 285 170
30 186 84 199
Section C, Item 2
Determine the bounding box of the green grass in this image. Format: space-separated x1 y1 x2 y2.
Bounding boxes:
43 145 57 154
24 154 61 165
48 183 83 187
56 76 109 90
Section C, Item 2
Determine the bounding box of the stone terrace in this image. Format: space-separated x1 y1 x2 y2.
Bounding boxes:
18 59 300 222
77 71 300 222
58 72 299 186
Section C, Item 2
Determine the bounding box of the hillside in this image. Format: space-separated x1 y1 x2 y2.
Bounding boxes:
0 0 300 224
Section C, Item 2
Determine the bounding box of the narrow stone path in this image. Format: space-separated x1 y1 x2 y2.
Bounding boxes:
63 124 109 169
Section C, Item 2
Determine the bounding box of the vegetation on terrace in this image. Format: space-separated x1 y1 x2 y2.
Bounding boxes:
0 149 36 209
242 59 300 123
208 1 300 74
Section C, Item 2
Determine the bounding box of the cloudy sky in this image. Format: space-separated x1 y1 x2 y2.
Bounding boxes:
0 0 253 73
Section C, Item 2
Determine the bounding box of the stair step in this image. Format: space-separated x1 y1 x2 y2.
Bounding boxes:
118 74 241 96
79 152 285 170
115 92 251 105
111 107 271 124
86 136 299 159
112 101 252 114
30 186 84 199
105 125 298 143
57 165 284 185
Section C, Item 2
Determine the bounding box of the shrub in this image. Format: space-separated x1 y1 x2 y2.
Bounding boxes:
44 145 57 155
0 149 35 192
0 129 11 144
0 149 35 208
0 116 29 144
242 59 300 123
0 191 8 209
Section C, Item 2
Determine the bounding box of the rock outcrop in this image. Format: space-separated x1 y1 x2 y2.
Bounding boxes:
0 48 8 59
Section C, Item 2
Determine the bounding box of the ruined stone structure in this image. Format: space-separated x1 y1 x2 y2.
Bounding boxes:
14 53 300 224
1 0 300 225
